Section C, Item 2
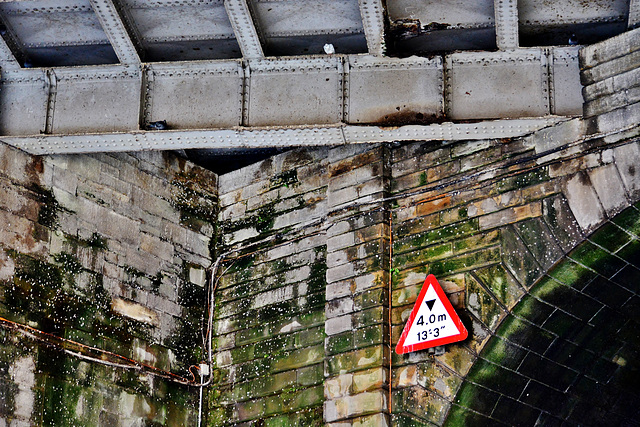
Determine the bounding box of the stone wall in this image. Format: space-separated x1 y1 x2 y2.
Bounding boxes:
0 143 217 426
581 27 640 136
211 144 400 426
447 204 640 425
211 110 640 425
212 148 330 426
1 28 639 427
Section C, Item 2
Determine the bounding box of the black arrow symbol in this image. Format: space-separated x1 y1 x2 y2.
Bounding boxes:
426 299 435 311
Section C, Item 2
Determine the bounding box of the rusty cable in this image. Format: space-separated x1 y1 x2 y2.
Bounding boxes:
388 213 393 416
0 315 197 386
4 124 634 390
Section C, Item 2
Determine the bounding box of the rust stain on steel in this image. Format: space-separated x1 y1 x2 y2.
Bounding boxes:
328 149 381 178
374 109 442 127
388 19 450 40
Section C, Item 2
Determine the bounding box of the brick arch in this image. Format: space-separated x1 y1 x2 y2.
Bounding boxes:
389 133 640 425
443 204 640 425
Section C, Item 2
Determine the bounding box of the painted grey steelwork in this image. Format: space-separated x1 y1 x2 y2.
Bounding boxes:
225 0 264 58
0 0 635 156
143 61 244 129
494 0 518 49
1 118 566 155
0 0 118 66
0 52 583 137
446 49 549 119
357 0 385 56
89 0 142 64
0 33 19 69
630 0 640 28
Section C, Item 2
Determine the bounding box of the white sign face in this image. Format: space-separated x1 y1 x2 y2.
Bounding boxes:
396 275 468 354
402 284 460 346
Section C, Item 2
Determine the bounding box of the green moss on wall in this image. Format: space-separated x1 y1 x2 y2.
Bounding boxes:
308 247 327 296
32 185 64 229
171 171 217 218
83 233 108 250
270 170 299 189
42 378 82 427
165 279 206 373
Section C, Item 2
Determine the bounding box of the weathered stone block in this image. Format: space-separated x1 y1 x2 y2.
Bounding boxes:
613 142 640 200
324 390 386 422
501 226 543 289
328 163 381 192
327 264 357 284
111 298 159 326
466 273 507 331
542 195 584 252
531 118 586 156
354 272 386 294
326 280 353 301
326 297 355 318
474 264 524 310
563 172 606 232
585 85 640 118
513 218 562 271
328 177 386 209
296 364 326 390
326 315 353 336
325 374 353 399
352 367 385 394
579 27 640 69
272 345 324 372
582 48 640 85
352 413 389 427
589 163 629 217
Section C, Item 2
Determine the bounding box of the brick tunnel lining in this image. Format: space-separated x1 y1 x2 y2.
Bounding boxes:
446 203 640 426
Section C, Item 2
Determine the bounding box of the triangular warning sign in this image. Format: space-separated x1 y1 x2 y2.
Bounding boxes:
396 274 468 354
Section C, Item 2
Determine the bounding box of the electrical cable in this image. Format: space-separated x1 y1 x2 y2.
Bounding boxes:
0 315 195 385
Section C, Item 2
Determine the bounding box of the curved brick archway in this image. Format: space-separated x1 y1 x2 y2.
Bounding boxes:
443 204 640 426
388 130 640 426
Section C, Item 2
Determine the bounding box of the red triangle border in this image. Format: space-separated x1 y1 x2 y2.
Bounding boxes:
395 274 468 354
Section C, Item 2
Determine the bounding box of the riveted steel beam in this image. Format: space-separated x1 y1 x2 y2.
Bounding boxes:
245 57 343 126
224 0 264 58
445 49 549 120
0 54 582 138
549 47 582 116
142 60 244 129
0 13 23 69
0 36 20 70
358 0 385 56
0 68 48 136
346 55 443 123
630 0 640 29
0 118 566 155
493 0 518 49
89 0 142 64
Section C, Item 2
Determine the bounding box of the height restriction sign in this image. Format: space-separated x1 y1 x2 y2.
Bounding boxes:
395 274 468 354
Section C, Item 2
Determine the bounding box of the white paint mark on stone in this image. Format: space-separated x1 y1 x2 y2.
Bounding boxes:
279 320 302 333
9 356 35 422
111 298 159 326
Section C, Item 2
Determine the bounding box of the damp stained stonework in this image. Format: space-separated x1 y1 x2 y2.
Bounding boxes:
2 255 156 423
269 169 299 189
165 278 206 373
207 239 326 426
170 168 218 235
32 184 64 229
82 232 108 251
446 205 640 426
